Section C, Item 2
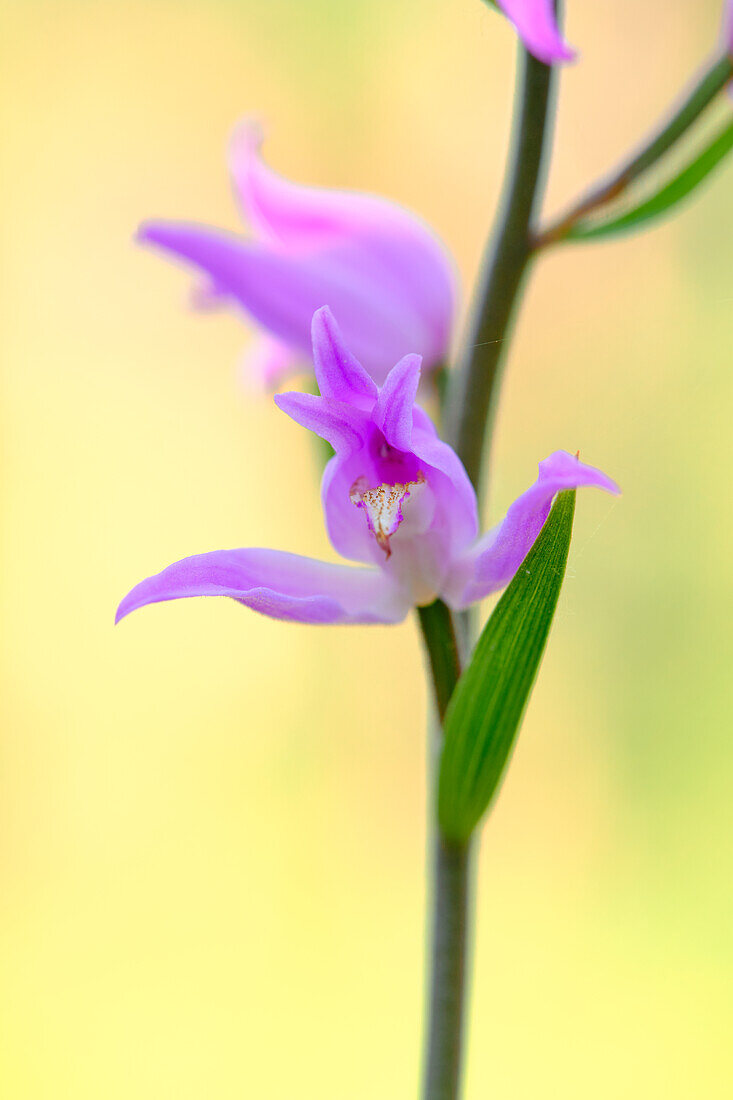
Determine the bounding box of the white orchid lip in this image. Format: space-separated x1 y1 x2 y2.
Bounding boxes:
350 473 426 558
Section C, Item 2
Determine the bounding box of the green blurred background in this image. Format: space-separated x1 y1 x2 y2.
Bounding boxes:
1 0 731 1095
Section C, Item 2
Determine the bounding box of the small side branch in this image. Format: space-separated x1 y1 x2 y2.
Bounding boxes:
535 52 733 248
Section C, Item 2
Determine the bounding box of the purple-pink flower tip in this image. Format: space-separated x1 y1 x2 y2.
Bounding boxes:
497 0 576 66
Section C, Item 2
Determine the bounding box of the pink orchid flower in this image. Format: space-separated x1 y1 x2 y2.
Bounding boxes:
138 121 457 388
117 308 618 627
492 1 575 65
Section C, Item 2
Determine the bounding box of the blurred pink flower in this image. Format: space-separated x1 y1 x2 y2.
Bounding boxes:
493 0 575 65
138 121 457 388
117 308 618 627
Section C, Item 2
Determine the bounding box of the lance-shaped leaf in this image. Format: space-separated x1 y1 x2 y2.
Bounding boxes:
438 490 575 843
567 119 733 242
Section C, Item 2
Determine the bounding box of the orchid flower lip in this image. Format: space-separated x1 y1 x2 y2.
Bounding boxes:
350 472 427 559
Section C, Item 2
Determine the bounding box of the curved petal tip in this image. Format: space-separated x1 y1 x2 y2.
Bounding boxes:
115 548 408 626
538 450 621 496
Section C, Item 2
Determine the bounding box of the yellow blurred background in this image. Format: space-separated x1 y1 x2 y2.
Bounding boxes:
1 0 732 1096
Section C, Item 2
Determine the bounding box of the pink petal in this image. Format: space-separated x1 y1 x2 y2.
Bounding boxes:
410 425 479 554
445 450 619 608
497 0 576 65
274 391 368 454
228 116 382 247
138 221 441 384
375 354 422 451
227 118 458 370
116 548 408 626
311 306 378 405
228 116 450 253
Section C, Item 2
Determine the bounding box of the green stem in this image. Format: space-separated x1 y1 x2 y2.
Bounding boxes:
416 600 468 1100
421 835 473 1100
445 40 559 496
536 52 733 247
419 23 560 1100
417 599 462 722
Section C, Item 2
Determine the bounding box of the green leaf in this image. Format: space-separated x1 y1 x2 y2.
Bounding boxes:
438 490 576 843
567 119 733 242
